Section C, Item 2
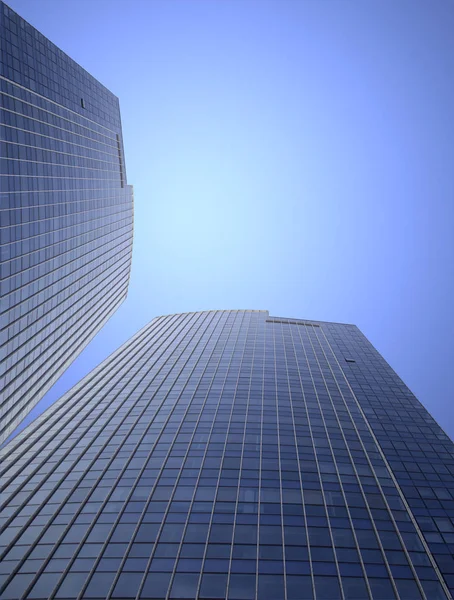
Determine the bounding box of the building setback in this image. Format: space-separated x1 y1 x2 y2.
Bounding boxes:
1 310 453 600
0 1 134 443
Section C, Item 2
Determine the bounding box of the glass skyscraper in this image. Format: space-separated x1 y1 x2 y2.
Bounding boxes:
0 2 134 443
1 310 453 600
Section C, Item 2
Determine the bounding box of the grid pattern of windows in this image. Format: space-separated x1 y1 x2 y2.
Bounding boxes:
0 2 134 442
1 310 452 599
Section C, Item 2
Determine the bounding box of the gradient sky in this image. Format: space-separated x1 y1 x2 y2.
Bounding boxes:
5 0 454 442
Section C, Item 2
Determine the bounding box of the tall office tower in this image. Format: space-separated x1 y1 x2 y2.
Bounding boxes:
0 2 134 443
1 311 454 600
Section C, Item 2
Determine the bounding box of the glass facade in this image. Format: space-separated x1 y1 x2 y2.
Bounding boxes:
0 2 134 442
1 310 453 600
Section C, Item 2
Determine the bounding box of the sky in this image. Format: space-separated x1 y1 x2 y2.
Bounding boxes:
5 0 454 442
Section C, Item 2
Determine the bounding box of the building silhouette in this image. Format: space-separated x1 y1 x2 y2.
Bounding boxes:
1 310 453 600
0 2 134 443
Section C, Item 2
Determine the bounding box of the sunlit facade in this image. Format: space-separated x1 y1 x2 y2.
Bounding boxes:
0 2 134 442
1 310 453 600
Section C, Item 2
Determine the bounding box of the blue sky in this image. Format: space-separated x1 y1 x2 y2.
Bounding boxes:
6 0 454 440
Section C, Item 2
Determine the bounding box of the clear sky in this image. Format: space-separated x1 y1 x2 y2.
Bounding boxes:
5 0 454 441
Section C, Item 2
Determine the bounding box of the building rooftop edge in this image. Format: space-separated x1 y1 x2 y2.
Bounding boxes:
1 1 119 101
150 310 357 328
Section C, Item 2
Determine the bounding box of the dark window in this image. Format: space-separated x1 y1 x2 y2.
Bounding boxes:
111 573 142 598
84 572 116 598
169 573 199 598
258 574 285 600
141 573 172 599
228 574 256 599
286 575 313 600
314 576 342 600
199 573 228 599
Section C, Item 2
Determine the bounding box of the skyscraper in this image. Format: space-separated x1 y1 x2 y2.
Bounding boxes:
0 2 134 443
1 310 453 600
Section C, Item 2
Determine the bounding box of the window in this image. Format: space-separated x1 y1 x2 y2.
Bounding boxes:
169 573 198 598
111 573 142 598
258 574 285 599
228 574 255 600
141 573 171 599
200 573 227 599
314 575 342 600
